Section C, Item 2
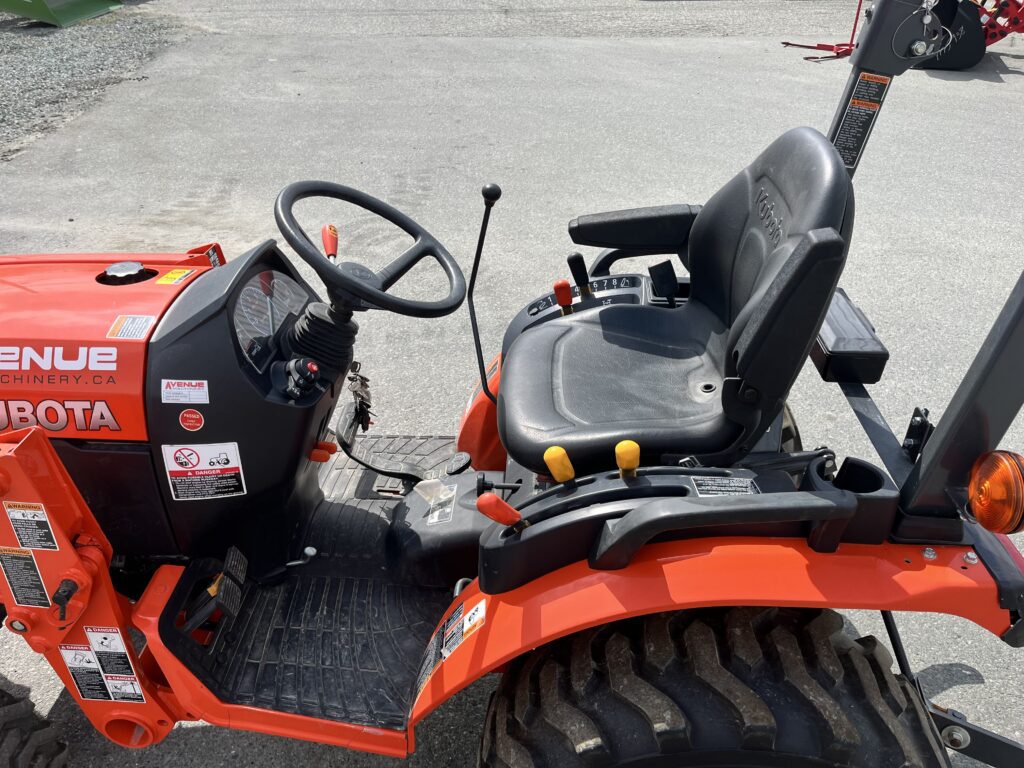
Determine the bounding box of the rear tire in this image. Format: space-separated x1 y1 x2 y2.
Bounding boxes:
781 403 802 452
0 686 67 768
480 607 949 768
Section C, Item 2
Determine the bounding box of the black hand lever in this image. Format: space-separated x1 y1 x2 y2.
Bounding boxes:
52 579 80 622
648 260 680 308
567 252 593 299
467 183 502 404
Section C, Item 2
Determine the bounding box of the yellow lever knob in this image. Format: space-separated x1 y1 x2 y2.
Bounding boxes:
616 440 640 478
543 446 575 483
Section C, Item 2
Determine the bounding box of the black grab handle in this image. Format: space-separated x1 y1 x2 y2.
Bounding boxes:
590 490 858 570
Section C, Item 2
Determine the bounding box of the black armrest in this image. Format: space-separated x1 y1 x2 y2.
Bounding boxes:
568 204 701 250
811 288 889 384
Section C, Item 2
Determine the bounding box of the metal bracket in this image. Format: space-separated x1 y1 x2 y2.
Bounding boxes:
885 610 1024 767
901 406 934 464
929 703 1024 767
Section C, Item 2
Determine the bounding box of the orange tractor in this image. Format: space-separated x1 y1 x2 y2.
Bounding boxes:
1 1 1022 766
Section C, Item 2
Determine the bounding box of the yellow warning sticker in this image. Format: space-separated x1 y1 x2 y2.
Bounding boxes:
156 269 195 285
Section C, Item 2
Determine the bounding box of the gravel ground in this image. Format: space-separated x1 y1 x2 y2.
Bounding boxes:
0 1 182 160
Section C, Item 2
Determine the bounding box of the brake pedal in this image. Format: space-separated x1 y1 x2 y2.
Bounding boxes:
181 546 247 636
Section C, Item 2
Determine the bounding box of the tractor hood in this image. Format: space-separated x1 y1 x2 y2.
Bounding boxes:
0 250 219 441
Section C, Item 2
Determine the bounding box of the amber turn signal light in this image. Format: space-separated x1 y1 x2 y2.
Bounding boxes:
969 450 1024 535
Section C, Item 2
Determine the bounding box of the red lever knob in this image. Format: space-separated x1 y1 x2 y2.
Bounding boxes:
553 279 573 309
321 224 339 260
477 492 522 526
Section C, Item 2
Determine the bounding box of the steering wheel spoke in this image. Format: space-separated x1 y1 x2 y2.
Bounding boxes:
376 238 433 290
274 181 466 318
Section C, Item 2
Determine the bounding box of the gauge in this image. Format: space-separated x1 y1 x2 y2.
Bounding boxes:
232 271 312 371
238 285 274 338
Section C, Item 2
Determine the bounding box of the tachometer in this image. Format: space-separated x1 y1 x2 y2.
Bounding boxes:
238 285 273 338
232 271 312 371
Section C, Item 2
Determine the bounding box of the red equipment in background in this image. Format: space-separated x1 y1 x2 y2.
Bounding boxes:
783 0 865 60
980 0 1024 44
784 0 1021 65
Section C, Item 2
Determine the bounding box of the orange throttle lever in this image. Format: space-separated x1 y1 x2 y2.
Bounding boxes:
553 279 574 315
322 224 339 261
476 492 530 532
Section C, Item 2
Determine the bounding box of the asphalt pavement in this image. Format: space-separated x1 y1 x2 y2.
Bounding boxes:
1 1 1023 765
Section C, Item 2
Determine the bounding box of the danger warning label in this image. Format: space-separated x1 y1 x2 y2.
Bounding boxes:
3 501 58 551
832 71 891 170
60 626 146 703
0 546 48 607
161 442 246 501
60 645 110 701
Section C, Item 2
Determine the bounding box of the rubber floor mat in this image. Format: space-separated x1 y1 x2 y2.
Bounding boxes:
186 434 457 729
206 574 451 729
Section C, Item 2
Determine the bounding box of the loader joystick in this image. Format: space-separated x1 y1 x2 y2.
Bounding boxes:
274 180 466 318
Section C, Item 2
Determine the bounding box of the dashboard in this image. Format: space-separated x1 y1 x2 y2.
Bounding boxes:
231 270 311 371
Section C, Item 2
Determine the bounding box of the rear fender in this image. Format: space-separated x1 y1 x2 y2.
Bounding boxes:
456 354 504 470
409 536 1013 728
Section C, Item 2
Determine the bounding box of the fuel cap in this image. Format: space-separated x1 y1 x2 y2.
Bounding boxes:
98 261 155 286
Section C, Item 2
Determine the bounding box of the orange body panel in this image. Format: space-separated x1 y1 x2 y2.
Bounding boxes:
0 429 178 746
0 253 213 441
456 354 505 470
409 536 1013 727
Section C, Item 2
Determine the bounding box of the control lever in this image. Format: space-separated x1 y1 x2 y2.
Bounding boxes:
476 472 520 496
553 279 574 315
255 546 318 586
648 260 680 308
286 546 318 568
567 252 593 299
52 579 80 622
321 224 339 262
467 184 502 405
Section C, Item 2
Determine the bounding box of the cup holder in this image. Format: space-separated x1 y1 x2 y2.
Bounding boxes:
802 456 898 544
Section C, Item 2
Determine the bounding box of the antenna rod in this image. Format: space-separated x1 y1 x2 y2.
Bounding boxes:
467 183 502 405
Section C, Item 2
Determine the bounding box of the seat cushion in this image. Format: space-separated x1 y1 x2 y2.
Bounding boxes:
497 302 741 476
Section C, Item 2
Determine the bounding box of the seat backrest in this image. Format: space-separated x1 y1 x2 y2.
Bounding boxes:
686 127 854 450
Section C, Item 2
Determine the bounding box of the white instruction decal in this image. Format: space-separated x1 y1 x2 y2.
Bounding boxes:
462 599 486 640
83 626 145 703
3 501 58 551
161 379 209 404
0 546 49 607
161 442 246 501
426 482 457 526
60 644 111 701
106 315 155 340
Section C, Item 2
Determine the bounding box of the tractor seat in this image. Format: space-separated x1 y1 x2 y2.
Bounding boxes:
497 127 855 476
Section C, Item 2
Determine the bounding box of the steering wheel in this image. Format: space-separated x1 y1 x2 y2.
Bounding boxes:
274 181 466 318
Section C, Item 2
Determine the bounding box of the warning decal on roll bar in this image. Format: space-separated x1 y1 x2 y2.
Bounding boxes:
0 546 49 607
61 626 146 703
832 71 891 170
3 501 58 551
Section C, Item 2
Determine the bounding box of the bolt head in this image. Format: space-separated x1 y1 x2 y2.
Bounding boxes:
911 40 929 56
964 552 979 564
942 725 971 750
923 547 938 560
9 620 27 633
